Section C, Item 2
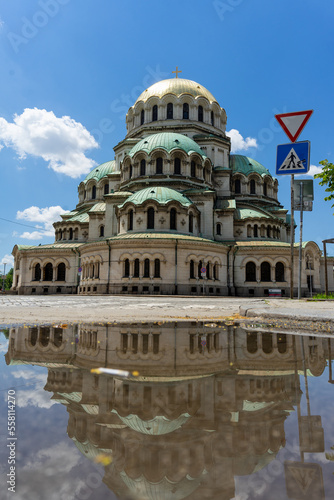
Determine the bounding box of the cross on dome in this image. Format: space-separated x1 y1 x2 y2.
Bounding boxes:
172 66 182 78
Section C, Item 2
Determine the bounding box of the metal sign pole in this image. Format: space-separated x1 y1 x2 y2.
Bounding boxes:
323 241 328 296
298 182 304 299
290 175 295 299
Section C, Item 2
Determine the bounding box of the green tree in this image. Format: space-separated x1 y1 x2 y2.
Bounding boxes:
314 160 334 213
4 268 13 290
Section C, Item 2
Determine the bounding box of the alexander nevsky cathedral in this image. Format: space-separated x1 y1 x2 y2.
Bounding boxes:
12 71 333 296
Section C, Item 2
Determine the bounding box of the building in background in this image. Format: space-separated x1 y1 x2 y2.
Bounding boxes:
11 75 333 296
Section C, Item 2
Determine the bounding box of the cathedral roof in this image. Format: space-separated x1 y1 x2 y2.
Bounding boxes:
118 186 193 208
135 78 218 104
128 132 206 158
119 470 206 500
112 410 191 435
83 160 119 183
230 155 272 177
235 207 274 220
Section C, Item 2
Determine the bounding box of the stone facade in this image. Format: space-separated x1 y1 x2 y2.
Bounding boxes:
11 76 333 296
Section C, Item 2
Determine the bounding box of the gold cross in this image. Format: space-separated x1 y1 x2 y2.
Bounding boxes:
172 66 182 78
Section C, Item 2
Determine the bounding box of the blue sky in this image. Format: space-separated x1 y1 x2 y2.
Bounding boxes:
1 0 334 270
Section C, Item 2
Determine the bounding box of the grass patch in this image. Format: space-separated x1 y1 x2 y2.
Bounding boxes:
311 293 334 300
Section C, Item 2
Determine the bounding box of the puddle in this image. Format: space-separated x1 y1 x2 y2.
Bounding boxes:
1 321 333 499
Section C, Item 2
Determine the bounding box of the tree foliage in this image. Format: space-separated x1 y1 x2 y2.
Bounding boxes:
314 160 334 212
4 268 13 290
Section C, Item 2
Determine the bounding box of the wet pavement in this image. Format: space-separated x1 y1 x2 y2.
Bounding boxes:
1 320 334 499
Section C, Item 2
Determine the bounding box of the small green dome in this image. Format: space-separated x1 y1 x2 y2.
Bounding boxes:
83 160 119 183
230 155 272 177
119 186 192 208
128 133 206 158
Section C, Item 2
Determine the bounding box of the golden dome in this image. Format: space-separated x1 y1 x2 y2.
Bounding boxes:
135 78 219 104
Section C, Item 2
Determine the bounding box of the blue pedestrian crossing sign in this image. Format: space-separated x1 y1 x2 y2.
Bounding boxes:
276 141 310 175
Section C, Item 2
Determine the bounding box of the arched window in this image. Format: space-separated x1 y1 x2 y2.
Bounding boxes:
167 103 173 119
190 260 195 279
134 259 140 278
191 161 196 178
216 223 221 235
104 183 109 195
211 111 215 126
262 333 273 354
266 225 271 238
147 207 155 229
247 332 258 353
275 262 285 282
44 263 53 281
170 208 177 230
261 262 271 282
99 225 104 237
128 209 133 231
59 230 63 240
174 157 181 175
57 263 66 281
92 185 96 199
140 159 146 176
277 333 287 353
124 259 130 277
152 105 158 121
140 109 145 125
189 213 193 233
198 105 203 122
34 263 41 281
69 228 73 240
263 182 267 196
183 103 189 119
144 259 150 278
206 262 211 279
254 224 258 238
198 260 203 279
246 262 256 282
154 259 160 278
250 179 256 194
156 157 163 174
29 328 38 346
213 263 219 280
129 165 132 179
40 328 50 347
235 179 241 194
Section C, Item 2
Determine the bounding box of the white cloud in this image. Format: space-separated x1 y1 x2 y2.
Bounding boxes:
0 108 98 178
226 129 258 153
17 205 66 239
23 442 82 473
306 164 323 177
295 164 323 178
17 386 56 409
1 254 14 267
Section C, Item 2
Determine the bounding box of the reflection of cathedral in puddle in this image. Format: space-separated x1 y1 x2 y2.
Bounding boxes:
5 323 333 500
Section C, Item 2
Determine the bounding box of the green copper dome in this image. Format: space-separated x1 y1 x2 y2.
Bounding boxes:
128 133 206 158
230 155 272 177
119 186 192 208
83 160 119 183
135 78 218 104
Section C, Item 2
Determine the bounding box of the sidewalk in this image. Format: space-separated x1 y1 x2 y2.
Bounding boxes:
0 295 333 327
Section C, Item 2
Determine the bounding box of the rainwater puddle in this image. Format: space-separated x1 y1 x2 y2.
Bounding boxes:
1 321 333 500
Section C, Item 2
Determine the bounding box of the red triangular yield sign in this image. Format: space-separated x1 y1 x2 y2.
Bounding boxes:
275 110 313 142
